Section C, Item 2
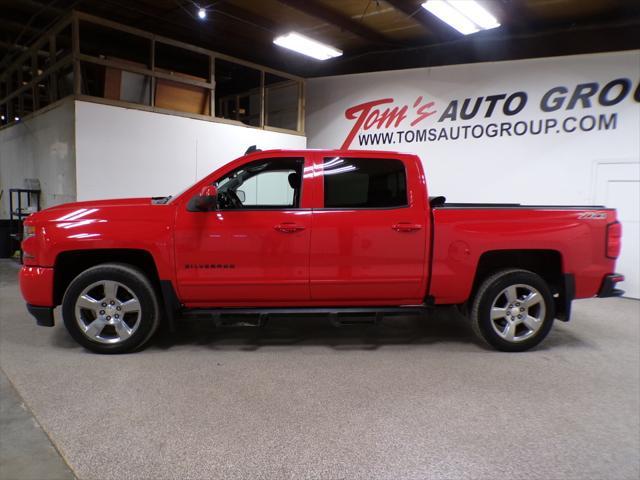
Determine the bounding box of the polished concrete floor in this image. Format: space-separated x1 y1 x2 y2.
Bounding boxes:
0 259 639 480
0 370 75 480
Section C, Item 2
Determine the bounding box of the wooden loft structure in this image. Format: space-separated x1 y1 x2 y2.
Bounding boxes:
0 11 305 134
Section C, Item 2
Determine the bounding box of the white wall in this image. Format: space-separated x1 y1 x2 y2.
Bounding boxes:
74 101 306 201
0 98 76 219
307 50 639 204
306 50 640 297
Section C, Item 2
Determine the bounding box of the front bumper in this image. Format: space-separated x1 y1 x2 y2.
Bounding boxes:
597 273 625 298
19 266 54 306
20 266 55 326
27 304 54 327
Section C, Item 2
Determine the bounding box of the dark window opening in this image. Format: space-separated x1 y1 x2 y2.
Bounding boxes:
155 43 209 80
79 21 151 67
215 59 261 127
265 73 298 131
323 157 407 209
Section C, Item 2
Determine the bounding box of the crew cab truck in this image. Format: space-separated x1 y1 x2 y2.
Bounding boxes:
20 149 624 354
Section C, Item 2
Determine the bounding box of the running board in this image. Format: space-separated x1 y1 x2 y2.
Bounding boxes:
179 306 429 328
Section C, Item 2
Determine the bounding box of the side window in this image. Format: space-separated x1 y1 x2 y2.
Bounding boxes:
216 157 303 209
323 157 407 208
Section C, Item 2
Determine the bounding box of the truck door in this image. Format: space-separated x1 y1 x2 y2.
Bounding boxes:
310 155 428 304
174 154 313 306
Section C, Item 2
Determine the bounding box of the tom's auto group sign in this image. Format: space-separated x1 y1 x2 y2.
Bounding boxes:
341 78 639 149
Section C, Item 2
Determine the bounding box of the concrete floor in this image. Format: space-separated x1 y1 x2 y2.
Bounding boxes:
0 370 75 480
0 259 639 480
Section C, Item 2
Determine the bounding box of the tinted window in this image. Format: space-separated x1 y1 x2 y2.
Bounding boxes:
216 157 303 209
323 157 407 208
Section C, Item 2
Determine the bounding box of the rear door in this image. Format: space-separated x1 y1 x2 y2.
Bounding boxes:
309 154 428 304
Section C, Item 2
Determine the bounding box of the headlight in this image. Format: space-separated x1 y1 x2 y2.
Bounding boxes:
23 225 36 240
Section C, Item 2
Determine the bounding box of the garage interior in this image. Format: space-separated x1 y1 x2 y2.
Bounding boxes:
1 1 639 479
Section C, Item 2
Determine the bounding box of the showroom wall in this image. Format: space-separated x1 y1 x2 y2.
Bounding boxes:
74 101 307 201
0 98 76 219
306 50 640 298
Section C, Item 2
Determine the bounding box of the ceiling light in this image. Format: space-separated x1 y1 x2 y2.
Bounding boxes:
422 0 500 35
197 8 206 19
273 32 342 61
457 1 500 29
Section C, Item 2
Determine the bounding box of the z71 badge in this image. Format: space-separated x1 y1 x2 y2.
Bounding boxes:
578 212 607 220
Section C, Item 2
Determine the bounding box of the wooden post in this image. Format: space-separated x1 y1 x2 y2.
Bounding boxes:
72 13 81 96
31 52 39 111
150 38 155 107
17 66 23 116
49 34 57 103
260 70 265 128
298 80 305 134
209 54 215 117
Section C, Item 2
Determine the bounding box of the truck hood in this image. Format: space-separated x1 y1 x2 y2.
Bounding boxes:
25 197 171 225
21 197 176 268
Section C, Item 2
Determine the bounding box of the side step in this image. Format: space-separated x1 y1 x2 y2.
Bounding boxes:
179 306 429 328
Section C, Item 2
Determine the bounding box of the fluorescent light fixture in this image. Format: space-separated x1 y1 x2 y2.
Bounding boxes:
197 7 206 19
422 0 500 35
459 1 501 29
274 32 342 60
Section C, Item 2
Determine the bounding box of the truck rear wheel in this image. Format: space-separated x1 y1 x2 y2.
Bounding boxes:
62 263 160 354
470 269 554 352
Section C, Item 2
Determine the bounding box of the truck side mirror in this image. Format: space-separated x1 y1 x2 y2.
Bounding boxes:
190 185 218 211
236 190 246 203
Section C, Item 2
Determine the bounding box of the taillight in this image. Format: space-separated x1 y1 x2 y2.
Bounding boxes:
606 221 622 259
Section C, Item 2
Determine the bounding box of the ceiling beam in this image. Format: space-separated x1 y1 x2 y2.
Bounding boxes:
0 40 51 56
127 1 279 39
10 0 65 16
496 0 531 33
312 19 640 76
275 0 398 46
0 18 43 37
211 2 280 35
385 0 459 42
78 0 315 76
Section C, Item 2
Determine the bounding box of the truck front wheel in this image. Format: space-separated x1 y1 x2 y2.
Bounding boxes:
62 263 160 354
470 269 555 352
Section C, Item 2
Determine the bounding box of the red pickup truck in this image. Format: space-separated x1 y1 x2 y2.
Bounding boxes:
20 149 624 354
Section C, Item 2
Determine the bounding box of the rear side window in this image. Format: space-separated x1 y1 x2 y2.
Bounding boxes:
323 157 407 208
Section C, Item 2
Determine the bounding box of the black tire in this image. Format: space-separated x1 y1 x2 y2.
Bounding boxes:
470 269 555 352
62 263 160 354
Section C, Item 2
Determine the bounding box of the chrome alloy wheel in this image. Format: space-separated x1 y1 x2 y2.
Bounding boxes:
74 280 142 344
489 284 546 343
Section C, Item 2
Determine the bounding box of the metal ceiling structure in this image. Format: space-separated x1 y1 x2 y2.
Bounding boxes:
1 0 639 77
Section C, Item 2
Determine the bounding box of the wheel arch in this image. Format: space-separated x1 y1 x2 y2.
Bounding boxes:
470 249 573 321
53 249 161 306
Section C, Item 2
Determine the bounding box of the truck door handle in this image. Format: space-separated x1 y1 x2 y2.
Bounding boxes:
392 223 423 232
274 223 306 233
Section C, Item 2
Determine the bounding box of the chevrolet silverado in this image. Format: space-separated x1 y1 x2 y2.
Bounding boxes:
20 149 624 353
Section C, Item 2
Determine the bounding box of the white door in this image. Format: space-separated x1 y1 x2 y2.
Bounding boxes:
594 162 640 299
